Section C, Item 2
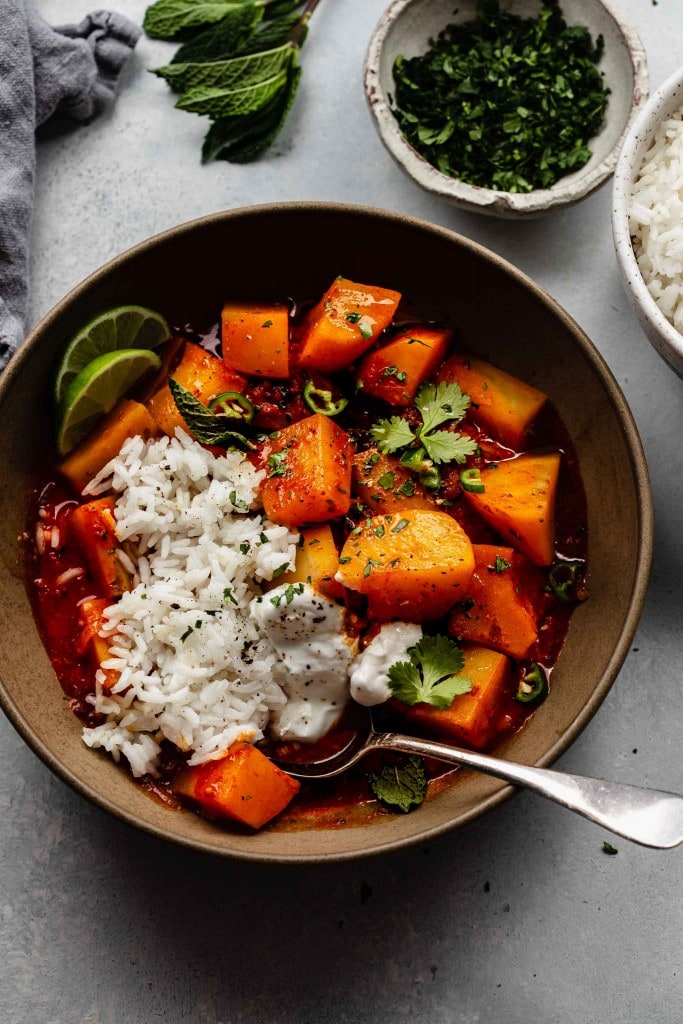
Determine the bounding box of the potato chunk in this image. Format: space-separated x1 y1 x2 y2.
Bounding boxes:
394 644 512 750
337 510 474 621
173 742 300 829
261 413 353 527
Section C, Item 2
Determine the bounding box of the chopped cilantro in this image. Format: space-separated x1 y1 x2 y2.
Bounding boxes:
363 557 382 578
602 842 618 855
388 635 472 709
346 311 362 324
267 450 289 478
493 555 511 574
374 524 385 538
272 562 291 579
261 319 273 328
239 542 251 555
397 480 415 497
229 490 248 511
377 471 395 490
223 587 238 606
180 626 194 643
392 518 410 533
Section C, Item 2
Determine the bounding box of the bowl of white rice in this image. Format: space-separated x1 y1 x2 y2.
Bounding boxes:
613 66 683 375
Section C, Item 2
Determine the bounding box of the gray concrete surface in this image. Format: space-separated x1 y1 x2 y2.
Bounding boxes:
1 0 681 1021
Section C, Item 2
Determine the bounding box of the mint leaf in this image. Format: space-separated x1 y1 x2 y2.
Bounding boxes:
370 416 415 454
168 377 249 447
176 59 291 118
415 381 470 434
368 756 427 813
421 429 477 465
144 0 250 40
154 43 293 92
202 60 300 163
237 12 303 53
170 2 263 62
388 635 472 708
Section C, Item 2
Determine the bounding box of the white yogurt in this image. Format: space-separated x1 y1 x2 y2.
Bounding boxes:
251 583 356 742
349 622 423 707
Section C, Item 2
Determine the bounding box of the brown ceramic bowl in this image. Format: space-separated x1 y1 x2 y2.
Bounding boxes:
0 203 652 862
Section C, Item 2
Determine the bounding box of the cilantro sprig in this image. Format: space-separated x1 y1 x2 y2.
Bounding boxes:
388 635 472 709
371 381 477 467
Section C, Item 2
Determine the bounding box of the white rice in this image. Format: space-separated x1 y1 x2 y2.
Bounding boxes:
629 105 683 334
81 430 299 779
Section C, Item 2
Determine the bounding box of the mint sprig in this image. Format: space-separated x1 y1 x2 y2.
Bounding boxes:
145 0 322 163
168 378 250 447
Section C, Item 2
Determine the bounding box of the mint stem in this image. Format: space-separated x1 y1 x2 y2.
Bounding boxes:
290 0 324 48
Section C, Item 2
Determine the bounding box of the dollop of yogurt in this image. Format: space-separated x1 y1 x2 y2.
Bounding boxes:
250 583 356 742
349 622 423 707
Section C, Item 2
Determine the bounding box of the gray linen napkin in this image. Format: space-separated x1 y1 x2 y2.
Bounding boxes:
0 4 141 370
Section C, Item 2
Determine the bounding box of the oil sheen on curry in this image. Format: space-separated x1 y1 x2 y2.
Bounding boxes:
28 277 587 832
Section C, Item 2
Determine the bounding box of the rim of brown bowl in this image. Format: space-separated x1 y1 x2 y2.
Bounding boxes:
0 202 653 863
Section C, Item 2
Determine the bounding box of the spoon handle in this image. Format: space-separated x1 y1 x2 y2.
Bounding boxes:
371 733 683 849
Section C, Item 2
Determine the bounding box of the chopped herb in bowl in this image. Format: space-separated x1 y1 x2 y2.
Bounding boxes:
391 0 610 194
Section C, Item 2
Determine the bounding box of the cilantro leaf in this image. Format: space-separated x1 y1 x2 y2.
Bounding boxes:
421 429 478 465
370 416 416 454
388 635 472 709
415 381 470 434
368 756 427 813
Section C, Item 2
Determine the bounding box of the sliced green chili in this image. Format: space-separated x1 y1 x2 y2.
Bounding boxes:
548 560 585 603
460 467 485 494
399 447 429 471
209 391 255 423
302 380 349 417
514 663 548 705
420 465 441 490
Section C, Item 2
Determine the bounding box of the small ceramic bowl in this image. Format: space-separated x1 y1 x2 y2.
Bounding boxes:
612 66 683 377
364 0 649 218
0 204 652 862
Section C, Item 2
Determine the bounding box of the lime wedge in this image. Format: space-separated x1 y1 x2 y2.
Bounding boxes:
54 305 170 403
57 348 162 456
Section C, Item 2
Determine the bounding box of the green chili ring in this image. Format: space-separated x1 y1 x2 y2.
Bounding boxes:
420 465 441 490
514 663 549 705
460 467 485 493
548 559 585 603
302 380 349 416
209 391 255 423
399 447 429 472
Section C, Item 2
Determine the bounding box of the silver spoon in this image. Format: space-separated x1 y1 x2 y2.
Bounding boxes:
275 712 683 849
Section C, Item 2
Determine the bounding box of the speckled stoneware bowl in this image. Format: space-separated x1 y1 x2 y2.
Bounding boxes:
613 66 683 376
0 204 652 862
364 0 649 218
